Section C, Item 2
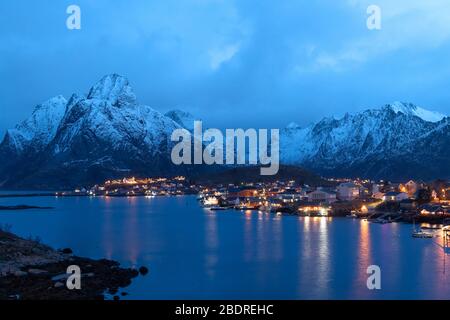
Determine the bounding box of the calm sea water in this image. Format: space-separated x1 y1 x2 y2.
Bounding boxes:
0 195 449 300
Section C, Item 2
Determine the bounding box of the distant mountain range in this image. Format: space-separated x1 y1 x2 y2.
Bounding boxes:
280 102 449 181
0 74 448 189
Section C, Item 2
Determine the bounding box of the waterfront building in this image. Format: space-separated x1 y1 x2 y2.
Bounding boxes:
420 204 448 215
307 188 337 204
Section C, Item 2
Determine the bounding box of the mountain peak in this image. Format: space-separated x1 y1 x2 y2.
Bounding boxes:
36 95 66 108
0 95 68 154
385 101 445 122
165 109 197 131
87 74 137 106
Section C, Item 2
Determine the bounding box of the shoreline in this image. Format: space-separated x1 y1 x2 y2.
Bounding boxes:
1 192 447 225
0 230 143 300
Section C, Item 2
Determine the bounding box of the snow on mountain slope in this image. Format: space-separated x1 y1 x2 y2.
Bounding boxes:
0 74 189 188
52 75 180 156
387 101 445 122
0 74 448 187
1 95 67 154
87 74 137 106
165 110 197 131
280 103 448 180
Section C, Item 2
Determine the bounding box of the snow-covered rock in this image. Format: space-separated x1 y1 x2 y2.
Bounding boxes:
386 101 445 123
1 95 67 154
280 103 449 180
87 74 137 106
165 110 197 131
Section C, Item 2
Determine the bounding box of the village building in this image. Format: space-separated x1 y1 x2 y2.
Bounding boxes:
383 191 409 202
399 180 420 197
276 188 306 203
420 204 449 215
337 182 360 201
307 188 337 204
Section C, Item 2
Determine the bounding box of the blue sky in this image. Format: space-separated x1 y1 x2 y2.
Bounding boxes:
1 0 450 133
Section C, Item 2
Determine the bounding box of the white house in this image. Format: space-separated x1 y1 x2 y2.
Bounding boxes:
307 188 337 204
383 192 409 202
337 182 360 201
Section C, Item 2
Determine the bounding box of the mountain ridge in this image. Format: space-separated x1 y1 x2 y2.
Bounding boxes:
0 75 448 189
280 103 449 181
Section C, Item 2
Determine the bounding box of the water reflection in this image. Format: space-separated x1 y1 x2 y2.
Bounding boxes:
271 214 282 262
124 197 139 266
316 217 330 297
298 217 330 298
244 211 253 262
355 220 371 298
204 212 218 279
102 197 113 260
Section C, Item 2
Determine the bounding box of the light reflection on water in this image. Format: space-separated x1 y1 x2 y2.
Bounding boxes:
0 195 449 300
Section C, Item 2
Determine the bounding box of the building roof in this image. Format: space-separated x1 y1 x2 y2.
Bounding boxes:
308 189 336 195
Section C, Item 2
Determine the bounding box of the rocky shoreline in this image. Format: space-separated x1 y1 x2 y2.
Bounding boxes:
0 231 143 300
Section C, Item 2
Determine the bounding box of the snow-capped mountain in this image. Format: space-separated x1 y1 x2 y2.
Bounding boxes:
0 74 193 189
280 103 449 180
2 95 67 155
0 75 448 189
386 101 445 122
0 95 68 184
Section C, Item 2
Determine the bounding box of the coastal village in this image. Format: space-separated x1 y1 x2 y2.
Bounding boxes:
63 175 450 227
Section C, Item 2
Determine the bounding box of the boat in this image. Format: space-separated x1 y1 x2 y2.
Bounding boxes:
236 206 256 210
412 219 434 238
412 230 434 238
209 206 229 211
373 218 390 224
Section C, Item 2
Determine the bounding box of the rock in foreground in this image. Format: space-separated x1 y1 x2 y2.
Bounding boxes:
0 231 139 300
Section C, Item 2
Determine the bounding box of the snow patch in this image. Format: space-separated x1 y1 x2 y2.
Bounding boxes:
387 101 445 123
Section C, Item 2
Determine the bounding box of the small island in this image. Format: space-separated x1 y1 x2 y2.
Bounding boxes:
0 205 54 211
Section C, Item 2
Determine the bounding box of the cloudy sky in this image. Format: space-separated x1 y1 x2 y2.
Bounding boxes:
1 0 450 134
